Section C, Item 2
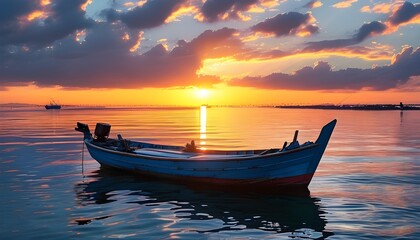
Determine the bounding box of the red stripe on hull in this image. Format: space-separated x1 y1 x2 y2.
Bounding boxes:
100 164 314 188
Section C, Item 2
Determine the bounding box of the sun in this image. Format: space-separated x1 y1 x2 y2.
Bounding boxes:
196 88 210 99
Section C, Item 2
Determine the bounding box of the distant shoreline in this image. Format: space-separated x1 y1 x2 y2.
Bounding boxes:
277 104 420 111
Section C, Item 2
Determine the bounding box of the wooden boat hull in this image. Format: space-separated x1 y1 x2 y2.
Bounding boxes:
81 120 336 187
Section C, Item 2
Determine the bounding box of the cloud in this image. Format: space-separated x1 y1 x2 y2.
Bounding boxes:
304 0 323 9
0 0 36 26
361 1 420 24
305 1 418 51
251 12 319 37
387 1 420 26
360 3 392 14
200 0 238 22
197 0 272 22
177 27 242 58
235 49 288 60
0 0 93 48
103 0 187 29
333 0 358 9
230 47 420 90
355 21 387 41
304 21 386 51
0 25 240 89
0 0 418 95
304 45 393 60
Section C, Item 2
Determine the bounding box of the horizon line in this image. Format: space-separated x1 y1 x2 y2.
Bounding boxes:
1 102 420 108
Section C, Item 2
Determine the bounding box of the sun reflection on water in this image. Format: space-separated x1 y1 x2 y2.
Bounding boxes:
199 105 207 150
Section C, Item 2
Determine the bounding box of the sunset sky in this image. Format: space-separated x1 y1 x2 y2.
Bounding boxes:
0 0 419 106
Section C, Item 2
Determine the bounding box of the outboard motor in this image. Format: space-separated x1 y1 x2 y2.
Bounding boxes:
94 123 111 141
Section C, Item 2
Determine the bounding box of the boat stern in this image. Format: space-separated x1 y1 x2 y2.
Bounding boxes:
75 122 92 140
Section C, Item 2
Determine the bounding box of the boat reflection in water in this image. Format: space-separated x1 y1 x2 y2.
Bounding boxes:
74 167 333 238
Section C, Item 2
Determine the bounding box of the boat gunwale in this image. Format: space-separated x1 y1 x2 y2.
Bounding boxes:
85 139 320 162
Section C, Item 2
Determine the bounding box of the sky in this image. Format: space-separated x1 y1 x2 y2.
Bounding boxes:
0 0 419 106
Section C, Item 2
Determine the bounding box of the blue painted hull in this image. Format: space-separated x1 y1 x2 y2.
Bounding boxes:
81 120 336 187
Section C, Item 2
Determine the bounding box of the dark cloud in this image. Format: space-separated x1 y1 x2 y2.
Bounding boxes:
251 12 318 37
388 1 420 25
201 0 236 22
0 26 240 89
0 0 93 48
355 21 387 42
103 0 186 29
176 27 241 58
231 47 420 90
304 21 386 51
200 0 259 22
0 0 37 30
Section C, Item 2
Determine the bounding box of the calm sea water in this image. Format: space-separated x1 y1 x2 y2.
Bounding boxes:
0 107 419 239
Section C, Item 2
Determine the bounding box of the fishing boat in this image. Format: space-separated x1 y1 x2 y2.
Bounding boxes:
75 119 336 188
45 99 61 109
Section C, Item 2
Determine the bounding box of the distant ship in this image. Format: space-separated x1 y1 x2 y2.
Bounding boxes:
45 100 61 110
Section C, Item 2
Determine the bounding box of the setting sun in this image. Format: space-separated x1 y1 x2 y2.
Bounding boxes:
196 89 210 99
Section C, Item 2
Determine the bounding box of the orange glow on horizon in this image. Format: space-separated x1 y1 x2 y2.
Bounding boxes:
1 84 419 107
198 50 392 80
